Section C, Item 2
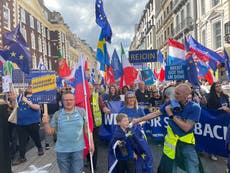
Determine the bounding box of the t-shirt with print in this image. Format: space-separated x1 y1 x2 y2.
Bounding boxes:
50 107 87 152
160 101 201 137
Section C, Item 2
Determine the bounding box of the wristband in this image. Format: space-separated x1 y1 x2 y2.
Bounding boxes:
169 115 174 119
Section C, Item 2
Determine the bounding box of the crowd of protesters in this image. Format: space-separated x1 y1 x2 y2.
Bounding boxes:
4 75 230 172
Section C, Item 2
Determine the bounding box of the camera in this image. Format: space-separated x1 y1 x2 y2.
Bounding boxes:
118 141 128 157
171 99 181 112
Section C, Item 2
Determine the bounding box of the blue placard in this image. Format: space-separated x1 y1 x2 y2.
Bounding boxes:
129 49 157 63
30 90 57 104
165 65 187 81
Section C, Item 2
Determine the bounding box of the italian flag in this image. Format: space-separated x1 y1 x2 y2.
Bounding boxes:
120 43 138 87
58 49 71 78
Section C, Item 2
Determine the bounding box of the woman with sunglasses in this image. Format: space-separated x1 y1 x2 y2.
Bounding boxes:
119 91 145 121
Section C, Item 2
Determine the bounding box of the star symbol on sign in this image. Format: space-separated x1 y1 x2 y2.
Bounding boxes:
141 153 146 159
189 60 193 64
205 52 209 55
19 55 24 60
187 67 190 70
10 51 16 57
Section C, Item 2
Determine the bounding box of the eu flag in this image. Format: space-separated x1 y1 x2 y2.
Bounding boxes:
184 36 199 87
111 49 123 80
1 24 31 74
130 124 153 173
223 49 230 81
96 30 110 71
95 0 112 43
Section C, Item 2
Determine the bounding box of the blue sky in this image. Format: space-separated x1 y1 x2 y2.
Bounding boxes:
44 0 148 55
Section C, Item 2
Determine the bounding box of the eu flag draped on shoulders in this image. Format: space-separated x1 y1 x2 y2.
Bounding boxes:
96 30 110 71
184 36 199 87
58 49 71 77
1 24 31 74
95 0 112 43
108 124 153 173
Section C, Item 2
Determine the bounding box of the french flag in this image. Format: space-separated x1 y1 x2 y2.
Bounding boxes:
167 39 186 66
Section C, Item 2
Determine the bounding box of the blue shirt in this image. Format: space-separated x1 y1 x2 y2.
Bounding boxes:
160 101 201 137
119 106 145 120
50 107 87 152
17 96 41 125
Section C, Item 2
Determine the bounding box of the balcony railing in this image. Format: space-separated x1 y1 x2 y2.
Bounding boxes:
173 16 193 38
225 21 230 43
172 0 187 13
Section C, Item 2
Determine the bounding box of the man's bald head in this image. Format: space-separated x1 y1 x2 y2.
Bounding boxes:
176 83 192 96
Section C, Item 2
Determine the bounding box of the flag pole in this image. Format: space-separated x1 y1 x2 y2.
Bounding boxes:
80 53 94 173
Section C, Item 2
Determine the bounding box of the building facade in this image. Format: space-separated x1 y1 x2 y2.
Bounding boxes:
0 0 96 73
196 0 230 53
172 0 198 41
155 0 173 57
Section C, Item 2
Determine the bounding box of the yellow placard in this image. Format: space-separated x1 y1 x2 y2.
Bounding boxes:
31 74 56 93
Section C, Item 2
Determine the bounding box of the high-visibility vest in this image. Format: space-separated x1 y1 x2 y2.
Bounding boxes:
163 125 195 159
92 92 102 127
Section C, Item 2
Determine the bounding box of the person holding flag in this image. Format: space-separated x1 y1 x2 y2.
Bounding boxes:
42 92 94 173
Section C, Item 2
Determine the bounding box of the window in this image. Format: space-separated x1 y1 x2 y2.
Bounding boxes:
48 43 51 56
37 21 41 33
170 1 173 10
38 36 42 52
30 15 34 28
44 41 47 55
32 55 37 69
176 15 179 26
181 9 184 22
3 6 10 30
22 26 27 42
201 30 206 46
47 30 50 40
31 32 35 49
186 3 190 17
201 1 205 16
213 21 222 49
20 8 26 23
212 0 220 7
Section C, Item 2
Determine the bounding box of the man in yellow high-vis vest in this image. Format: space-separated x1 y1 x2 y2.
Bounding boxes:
88 83 110 171
133 83 201 173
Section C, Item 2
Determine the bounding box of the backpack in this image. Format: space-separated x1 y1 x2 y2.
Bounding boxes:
53 107 86 132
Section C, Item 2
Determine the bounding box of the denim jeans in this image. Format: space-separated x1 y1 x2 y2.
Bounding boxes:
57 150 83 173
173 141 200 173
